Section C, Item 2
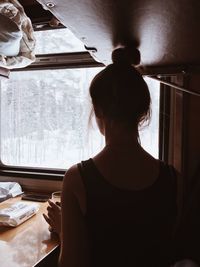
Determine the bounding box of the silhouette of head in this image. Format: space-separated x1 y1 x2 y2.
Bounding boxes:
89 47 151 131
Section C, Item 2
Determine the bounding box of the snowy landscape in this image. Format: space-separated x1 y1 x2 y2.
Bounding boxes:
0 29 160 169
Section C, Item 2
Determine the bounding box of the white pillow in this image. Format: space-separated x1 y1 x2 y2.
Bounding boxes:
0 13 22 56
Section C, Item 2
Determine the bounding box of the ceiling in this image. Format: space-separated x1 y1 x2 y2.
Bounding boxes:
19 0 200 67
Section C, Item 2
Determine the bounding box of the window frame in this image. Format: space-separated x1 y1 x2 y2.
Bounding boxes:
159 79 171 162
0 53 165 180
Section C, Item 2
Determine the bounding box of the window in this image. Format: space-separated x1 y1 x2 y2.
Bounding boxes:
1 68 104 169
141 77 160 158
0 73 159 169
0 28 160 171
34 28 86 54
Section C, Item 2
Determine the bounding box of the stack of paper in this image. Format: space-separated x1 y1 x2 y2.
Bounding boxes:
0 202 39 227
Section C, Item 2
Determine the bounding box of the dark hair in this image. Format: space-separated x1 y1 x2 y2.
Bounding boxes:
89 47 151 130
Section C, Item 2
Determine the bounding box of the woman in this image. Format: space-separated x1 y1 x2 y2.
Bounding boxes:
44 47 180 267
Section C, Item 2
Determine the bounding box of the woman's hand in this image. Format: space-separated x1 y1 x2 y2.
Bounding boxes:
43 199 61 237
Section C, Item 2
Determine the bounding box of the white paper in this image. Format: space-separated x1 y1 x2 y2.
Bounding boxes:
0 201 39 226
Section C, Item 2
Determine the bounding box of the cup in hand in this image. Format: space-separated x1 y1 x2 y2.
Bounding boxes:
51 191 61 203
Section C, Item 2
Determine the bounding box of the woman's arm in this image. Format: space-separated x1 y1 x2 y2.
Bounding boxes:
58 165 89 267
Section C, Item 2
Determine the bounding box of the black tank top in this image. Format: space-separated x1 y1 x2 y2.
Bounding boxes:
78 158 177 267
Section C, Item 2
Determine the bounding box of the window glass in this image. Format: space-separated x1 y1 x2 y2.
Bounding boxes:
140 77 160 158
0 71 159 169
1 68 103 169
34 28 86 54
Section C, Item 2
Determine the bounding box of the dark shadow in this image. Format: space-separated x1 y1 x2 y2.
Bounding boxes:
35 246 60 267
109 0 140 48
174 164 200 264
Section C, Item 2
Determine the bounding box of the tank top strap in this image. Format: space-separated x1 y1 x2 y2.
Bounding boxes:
78 158 178 196
162 162 178 195
77 158 100 192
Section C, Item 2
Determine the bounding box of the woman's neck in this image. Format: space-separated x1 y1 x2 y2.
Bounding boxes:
104 122 140 150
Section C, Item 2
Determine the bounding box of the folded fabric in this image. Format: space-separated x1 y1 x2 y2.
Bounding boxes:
0 182 23 202
0 0 36 69
0 13 21 56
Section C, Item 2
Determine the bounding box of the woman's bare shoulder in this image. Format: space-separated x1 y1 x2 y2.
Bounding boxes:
62 163 86 215
63 164 79 188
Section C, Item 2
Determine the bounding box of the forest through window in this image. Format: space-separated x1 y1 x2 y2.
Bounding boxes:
0 28 160 169
0 71 159 169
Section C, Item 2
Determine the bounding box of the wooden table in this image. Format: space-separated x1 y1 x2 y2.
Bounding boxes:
0 197 59 267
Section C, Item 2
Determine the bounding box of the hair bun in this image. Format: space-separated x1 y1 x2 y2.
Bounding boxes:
112 47 140 66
